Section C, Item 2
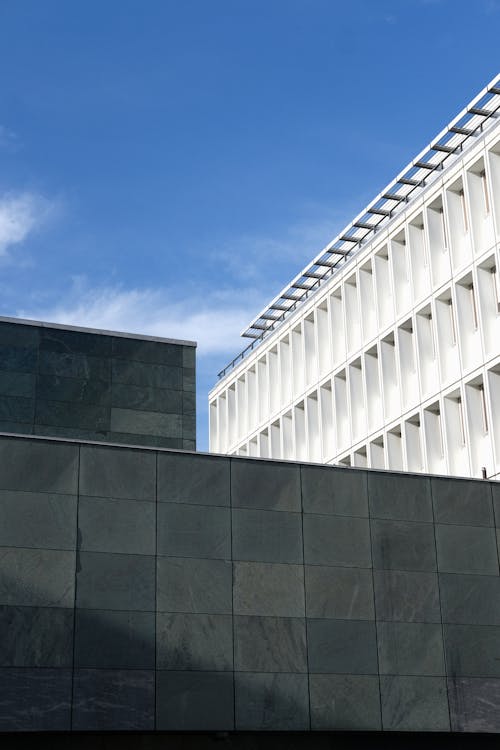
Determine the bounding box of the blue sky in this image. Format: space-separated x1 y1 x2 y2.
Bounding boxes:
0 0 498 450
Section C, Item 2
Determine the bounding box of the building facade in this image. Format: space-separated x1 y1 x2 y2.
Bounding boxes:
0 317 196 450
3 431 500 735
209 75 500 480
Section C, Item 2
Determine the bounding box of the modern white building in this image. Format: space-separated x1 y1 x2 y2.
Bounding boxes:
209 75 500 480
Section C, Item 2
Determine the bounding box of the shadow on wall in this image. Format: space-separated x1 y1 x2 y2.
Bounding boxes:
0 567 308 733
2 435 500 734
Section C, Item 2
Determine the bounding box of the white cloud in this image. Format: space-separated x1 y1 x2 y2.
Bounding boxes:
0 192 55 257
0 125 18 150
17 281 261 357
209 212 348 287
14 208 350 358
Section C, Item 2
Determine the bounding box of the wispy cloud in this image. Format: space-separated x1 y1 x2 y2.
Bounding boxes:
209 212 348 287
0 125 18 151
0 192 57 258
14 208 349 358
485 0 500 12
16 278 262 357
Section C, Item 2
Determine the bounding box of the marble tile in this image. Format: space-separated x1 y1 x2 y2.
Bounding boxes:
303 514 371 567
111 383 182 413
76 551 155 611
432 478 493 526
79 444 156 501
0 322 39 348
234 615 306 673
72 669 154 730
182 346 195 369
0 437 78 494
440 573 500 625
232 508 303 564
156 670 234 730
233 561 305 617
78 495 155 555
111 359 182 390
374 570 441 623
157 557 232 614
183 371 195 392
182 415 196 439
110 407 182 438
368 472 433 522
305 565 374 620
0 345 37 374
0 421 32 436
0 370 35 399
371 519 436 571
448 677 500 732
111 337 183 367
0 668 72 731
310 674 381 730
380 675 450 731
301 465 368 517
36 374 111 406
307 618 378 674
444 624 500 677
377 622 445 675
492 483 500 527
35 424 108 442
157 612 233 671
157 502 230 559
35 399 110 431
0 489 77 550
39 350 110 381
0 606 73 667
182 390 196 416
0 548 75 608
40 328 112 357
75 609 154 669
231 458 301 512
158 452 229 506
235 672 309 730
108 432 182 449
436 524 498 575
0 395 34 424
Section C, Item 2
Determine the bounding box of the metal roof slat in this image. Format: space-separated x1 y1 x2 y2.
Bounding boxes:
303 271 326 279
281 290 305 300
270 302 293 311
338 235 360 243
353 220 379 229
398 176 421 186
468 106 493 117
381 192 406 202
431 143 455 153
250 322 273 331
414 160 439 170
449 125 475 136
325 246 350 256
260 312 282 320
367 207 392 217
229 73 500 358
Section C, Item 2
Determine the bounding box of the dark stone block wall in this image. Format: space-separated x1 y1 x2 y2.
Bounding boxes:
1 433 500 733
0 317 196 449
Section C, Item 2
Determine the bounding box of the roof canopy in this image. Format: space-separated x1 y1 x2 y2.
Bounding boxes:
219 73 500 380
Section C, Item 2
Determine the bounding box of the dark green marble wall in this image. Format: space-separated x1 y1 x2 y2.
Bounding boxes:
0 434 499 733
0 318 196 449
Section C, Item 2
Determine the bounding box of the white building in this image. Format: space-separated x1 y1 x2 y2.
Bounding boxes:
209 75 500 480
